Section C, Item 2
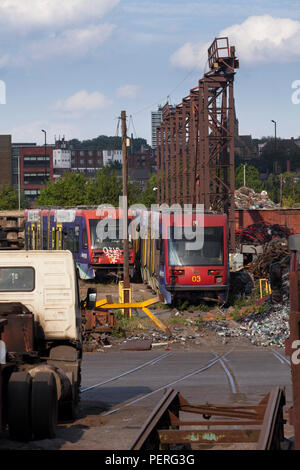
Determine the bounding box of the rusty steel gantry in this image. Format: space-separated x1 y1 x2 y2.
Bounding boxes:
156 37 239 252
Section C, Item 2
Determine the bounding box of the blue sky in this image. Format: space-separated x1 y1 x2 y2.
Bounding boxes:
0 0 299 146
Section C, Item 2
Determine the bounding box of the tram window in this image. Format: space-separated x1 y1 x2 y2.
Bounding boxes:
82 228 88 250
74 226 80 253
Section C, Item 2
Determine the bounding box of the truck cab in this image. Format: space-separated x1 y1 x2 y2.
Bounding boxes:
0 251 83 441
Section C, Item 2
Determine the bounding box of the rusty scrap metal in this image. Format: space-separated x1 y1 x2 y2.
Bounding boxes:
0 303 34 353
156 37 238 252
249 239 290 279
130 387 285 450
82 309 117 334
287 249 300 448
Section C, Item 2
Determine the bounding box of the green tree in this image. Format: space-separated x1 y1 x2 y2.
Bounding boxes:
68 135 149 152
37 172 88 206
140 174 157 207
264 173 280 203
85 169 123 206
0 185 28 210
235 164 263 192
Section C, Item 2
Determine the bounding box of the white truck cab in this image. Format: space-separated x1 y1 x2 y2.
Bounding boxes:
0 250 81 344
0 251 84 441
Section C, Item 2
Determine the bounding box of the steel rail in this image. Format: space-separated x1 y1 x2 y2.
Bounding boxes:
81 352 171 393
272 350 291 366
214 353 237 394
103 350 233 416
256 386 286 450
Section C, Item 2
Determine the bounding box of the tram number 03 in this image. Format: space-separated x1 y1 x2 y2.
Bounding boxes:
192 275 201 283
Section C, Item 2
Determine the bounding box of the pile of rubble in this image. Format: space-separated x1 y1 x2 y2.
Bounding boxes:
205 301 290 348
249 239 290 279
122 323 201 347
235 186 277 209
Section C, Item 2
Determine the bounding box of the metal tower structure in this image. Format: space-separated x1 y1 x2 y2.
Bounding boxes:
156 37 239 251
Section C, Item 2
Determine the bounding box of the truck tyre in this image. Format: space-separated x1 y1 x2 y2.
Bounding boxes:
59 363 81 420
8 371 32 441
31 371 58 440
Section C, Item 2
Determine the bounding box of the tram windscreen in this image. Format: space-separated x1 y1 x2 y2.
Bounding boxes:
168 226 224 266
89 219 132 249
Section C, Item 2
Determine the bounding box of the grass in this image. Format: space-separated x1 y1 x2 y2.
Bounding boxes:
167 316 188 326
175 299 214 312
112 309 152 336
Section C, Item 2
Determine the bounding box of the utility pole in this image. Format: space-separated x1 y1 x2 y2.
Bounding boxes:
121 111 130 317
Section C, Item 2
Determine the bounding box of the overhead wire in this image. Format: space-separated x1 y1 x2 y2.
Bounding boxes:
131 46 208 118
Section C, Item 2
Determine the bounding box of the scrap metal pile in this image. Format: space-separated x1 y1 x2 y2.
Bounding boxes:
235 186 277 209
209 302 290 348
81 309 118 351
236 223 293 245
248 239 290 279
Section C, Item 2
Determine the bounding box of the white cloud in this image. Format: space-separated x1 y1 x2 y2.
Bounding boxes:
29 24 116 60
116 84 140 99
170 15 300 68
0 0 120 30
0 24 115 67
52 90 112 115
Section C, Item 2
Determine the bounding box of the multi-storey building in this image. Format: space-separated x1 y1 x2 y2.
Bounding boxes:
70 148 103 175
103 149 122 167
0 135 12 187
151 107 162 149
20 145 54 201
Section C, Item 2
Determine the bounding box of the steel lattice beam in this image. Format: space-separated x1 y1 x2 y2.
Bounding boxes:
157 37 239 252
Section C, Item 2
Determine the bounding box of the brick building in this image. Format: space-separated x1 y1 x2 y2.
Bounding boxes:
70 148 103 175
0 135 12 187
20 145 54 201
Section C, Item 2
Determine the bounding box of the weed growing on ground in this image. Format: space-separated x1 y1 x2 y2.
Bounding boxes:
167 316 188 326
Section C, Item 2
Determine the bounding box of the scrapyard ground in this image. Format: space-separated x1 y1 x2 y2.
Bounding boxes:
0 279 293 450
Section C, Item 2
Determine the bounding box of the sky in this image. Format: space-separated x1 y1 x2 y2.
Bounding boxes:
0 0 300 146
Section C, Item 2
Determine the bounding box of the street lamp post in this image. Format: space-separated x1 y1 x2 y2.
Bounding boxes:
271 120 277 151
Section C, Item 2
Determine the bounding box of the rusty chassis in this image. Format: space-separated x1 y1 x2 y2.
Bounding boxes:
130 387 285 450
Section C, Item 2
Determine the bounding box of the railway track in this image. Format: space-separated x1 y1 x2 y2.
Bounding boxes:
101 350 234 416
81 352 171 394
80 349 286 451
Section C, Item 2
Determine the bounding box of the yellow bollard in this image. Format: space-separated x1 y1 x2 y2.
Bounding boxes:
259 278 272 298
118 281 132 318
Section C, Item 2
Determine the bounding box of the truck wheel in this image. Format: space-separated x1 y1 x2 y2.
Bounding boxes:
59 400 75 421
59 363 81 420
31 371 58 440
8 371 32 441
